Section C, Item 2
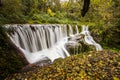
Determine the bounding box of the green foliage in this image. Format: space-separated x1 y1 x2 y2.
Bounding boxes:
0 0 26 23
79 0 120 49
6 50 120 79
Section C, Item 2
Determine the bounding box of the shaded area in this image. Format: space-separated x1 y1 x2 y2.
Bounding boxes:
0 25 28 79
0 0 2 6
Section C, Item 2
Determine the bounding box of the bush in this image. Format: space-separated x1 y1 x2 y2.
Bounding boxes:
47 17 60 23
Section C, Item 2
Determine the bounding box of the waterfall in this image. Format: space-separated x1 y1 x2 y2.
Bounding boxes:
76 25 79 34
6 24 102 64
68 25 74 37
81 25 103 51
6 24 72 63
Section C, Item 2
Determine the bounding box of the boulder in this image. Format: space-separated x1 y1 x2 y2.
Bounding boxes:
65 41 82 55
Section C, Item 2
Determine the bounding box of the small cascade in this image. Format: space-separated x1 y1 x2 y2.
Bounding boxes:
75 25 79 34
68 25 74 37
81 25 103 51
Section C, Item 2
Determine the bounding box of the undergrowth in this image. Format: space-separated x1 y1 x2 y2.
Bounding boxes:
6 50 120 80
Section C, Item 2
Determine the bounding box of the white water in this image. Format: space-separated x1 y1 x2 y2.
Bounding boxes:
68 25 74 37
6 24 102 64
7 24 71 63
76 25 79 34
81 25 103 51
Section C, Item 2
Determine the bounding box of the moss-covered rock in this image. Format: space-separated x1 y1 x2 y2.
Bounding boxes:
66 33 96 55
6 50 120 80
0 26 28 79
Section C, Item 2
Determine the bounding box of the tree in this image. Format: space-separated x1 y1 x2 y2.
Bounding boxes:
81 0 90 17
0 0 24 23
0 0 2 6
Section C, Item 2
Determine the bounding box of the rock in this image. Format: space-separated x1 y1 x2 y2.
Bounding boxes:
19 58 51 72
68 34 85 43
66 33 85 54
65 41 82 55
35 58 51 68
9 40 29 64
66 33 96 54
0 26 28 79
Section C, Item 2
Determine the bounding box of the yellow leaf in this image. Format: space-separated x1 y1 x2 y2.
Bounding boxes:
47 8 55 17
87 64 92 67
118 62 120 65
113 77 119 80
99 61 103 66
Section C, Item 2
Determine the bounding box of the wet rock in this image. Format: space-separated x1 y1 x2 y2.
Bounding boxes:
68 34 85 42
19 58 51 72
65 41 82 55
66 34 85 54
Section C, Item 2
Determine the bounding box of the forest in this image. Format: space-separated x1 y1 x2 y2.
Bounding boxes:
0 0 120 79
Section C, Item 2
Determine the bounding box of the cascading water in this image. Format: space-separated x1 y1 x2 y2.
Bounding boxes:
68 25 74 37
6 24 74 63
76 25 79 34
6 24 102 64
80 25 103 51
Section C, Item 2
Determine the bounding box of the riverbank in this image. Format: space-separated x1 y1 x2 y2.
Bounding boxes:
6 50 120 80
